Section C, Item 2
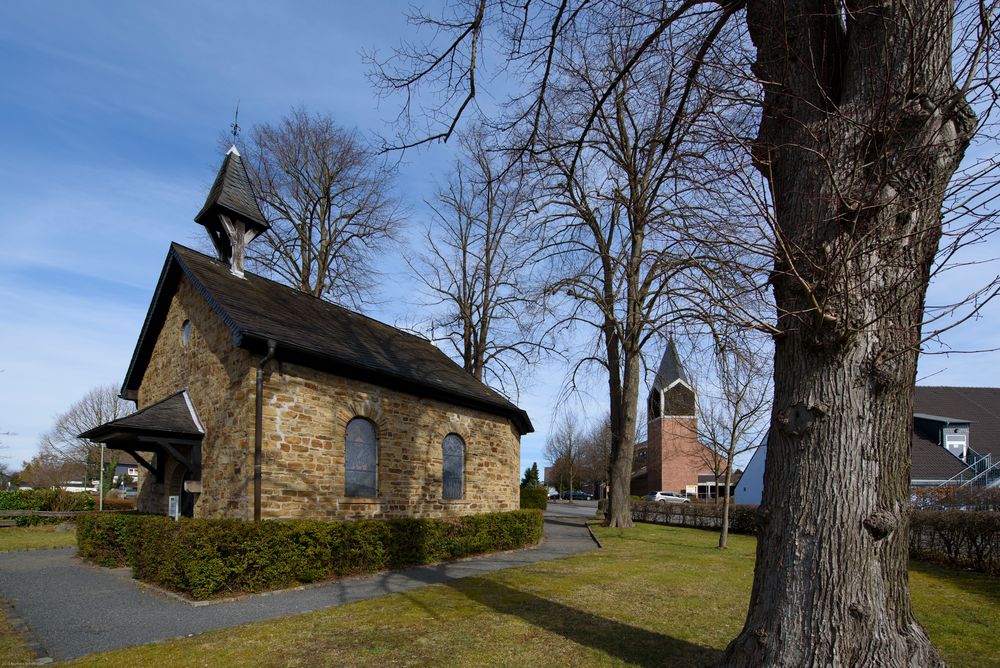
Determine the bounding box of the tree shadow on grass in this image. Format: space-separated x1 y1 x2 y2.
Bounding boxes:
910 559 1000 608
445 577 722 668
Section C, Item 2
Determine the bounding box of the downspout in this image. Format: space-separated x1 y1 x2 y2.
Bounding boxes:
254 339 277 522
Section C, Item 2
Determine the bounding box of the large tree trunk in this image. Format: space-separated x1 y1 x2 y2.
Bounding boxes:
719 458 733 550
723 0 974 664
606 344 642 528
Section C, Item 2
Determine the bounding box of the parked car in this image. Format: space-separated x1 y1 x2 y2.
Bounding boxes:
646 491 690 504
560 490 594 501
548 490 561 500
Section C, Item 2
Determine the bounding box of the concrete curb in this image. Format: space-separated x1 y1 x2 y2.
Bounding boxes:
2 599 53 665
585 522 604 549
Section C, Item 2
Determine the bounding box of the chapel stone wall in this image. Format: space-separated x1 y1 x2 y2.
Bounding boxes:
136 277 256 518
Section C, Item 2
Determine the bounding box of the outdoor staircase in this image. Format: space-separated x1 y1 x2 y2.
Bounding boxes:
938 450 1000 488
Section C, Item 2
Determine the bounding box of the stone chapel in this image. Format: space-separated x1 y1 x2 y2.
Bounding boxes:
82 147 532 520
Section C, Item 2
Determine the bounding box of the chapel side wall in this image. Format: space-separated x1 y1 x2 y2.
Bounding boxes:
259 363 521 520
136 277 256 518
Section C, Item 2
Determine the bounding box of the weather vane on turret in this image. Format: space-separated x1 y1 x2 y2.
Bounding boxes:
230 100 241 145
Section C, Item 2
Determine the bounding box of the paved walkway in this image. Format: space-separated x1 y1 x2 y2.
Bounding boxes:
0 515 596 661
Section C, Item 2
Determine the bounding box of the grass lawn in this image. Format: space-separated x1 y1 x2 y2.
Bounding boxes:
0 601 35 667
0 523 77 552
28 522 1000 667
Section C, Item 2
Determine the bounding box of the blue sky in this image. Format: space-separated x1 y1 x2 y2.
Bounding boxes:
0 1 997 476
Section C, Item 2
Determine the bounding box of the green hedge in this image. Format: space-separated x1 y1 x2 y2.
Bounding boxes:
910 509 1000 576
630 499 1000 577
520 486 548 510
0 489 95 526
630 500 758 534
78 510 544 600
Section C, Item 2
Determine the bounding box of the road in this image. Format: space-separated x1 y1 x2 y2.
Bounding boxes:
545 499 602 519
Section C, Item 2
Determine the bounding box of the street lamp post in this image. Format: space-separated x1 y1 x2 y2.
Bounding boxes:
99 443 104 512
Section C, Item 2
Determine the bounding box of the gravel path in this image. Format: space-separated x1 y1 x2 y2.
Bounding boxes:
0 515 596 661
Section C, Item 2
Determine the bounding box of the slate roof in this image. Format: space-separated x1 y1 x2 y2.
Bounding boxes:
121 244 533 434
911 428 966 482
80 391 203 442
194 147 269 232
910 386 1000 482
914 387 1000 458
652 338 689 391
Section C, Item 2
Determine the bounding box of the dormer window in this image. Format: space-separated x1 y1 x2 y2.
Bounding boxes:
944 432 967 461
182 320 192 346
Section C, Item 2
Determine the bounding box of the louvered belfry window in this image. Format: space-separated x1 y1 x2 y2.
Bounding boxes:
345 418 378 497
442 433 465 500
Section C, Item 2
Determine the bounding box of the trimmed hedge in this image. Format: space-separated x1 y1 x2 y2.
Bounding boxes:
632 499 1000 577
630 500 758 535
78 510 544 600
0 489 95 526
520 486 548 510
910 509 1000 575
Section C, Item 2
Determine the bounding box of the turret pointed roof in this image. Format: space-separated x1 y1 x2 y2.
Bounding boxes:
194 146 269 232
652 338 690 391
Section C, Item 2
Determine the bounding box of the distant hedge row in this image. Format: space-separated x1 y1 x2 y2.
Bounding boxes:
630 500 758 535
0 489 95 525
77 510 544 600
910 510 1000 575
632 499 1000 577
519 486 548 510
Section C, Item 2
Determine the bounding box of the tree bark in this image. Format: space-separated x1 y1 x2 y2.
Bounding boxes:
723 0 975 664
719 459 733 549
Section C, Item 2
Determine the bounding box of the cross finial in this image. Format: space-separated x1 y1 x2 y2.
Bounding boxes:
230 100 241 144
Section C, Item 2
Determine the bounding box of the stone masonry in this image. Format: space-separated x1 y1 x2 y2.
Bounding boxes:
135 275 520 520
260 364 520 520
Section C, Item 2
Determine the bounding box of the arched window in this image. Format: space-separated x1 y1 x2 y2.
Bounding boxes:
345 418 378 497
181 320 192 346
442 433 465 500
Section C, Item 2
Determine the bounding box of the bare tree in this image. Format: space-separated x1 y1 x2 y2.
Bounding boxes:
372 0 999 662
545 414 583 500
237 108 402 308
39 384 132 487
409 127 546 396
576 415 612 499
532 38 748 527
696 332 771 548
19 444 81 489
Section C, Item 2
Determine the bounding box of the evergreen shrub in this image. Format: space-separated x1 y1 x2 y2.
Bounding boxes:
0 489 95 525
77 509 544 599
519 486 548 510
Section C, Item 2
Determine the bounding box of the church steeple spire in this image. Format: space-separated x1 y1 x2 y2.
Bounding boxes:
648 338 696 420
194 146 269 278
652 337 689 391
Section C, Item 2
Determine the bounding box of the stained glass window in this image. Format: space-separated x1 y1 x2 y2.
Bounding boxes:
442 433 465 500
345 418 377 497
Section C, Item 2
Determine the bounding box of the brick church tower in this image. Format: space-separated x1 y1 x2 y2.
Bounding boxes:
642 340 706 495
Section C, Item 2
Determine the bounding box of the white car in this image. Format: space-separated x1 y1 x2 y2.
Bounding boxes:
646 491 690 504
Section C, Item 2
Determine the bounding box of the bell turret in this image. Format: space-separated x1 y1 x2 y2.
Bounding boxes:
194 146 269 278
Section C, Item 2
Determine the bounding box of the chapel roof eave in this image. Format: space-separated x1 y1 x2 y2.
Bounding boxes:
119 244 534 435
